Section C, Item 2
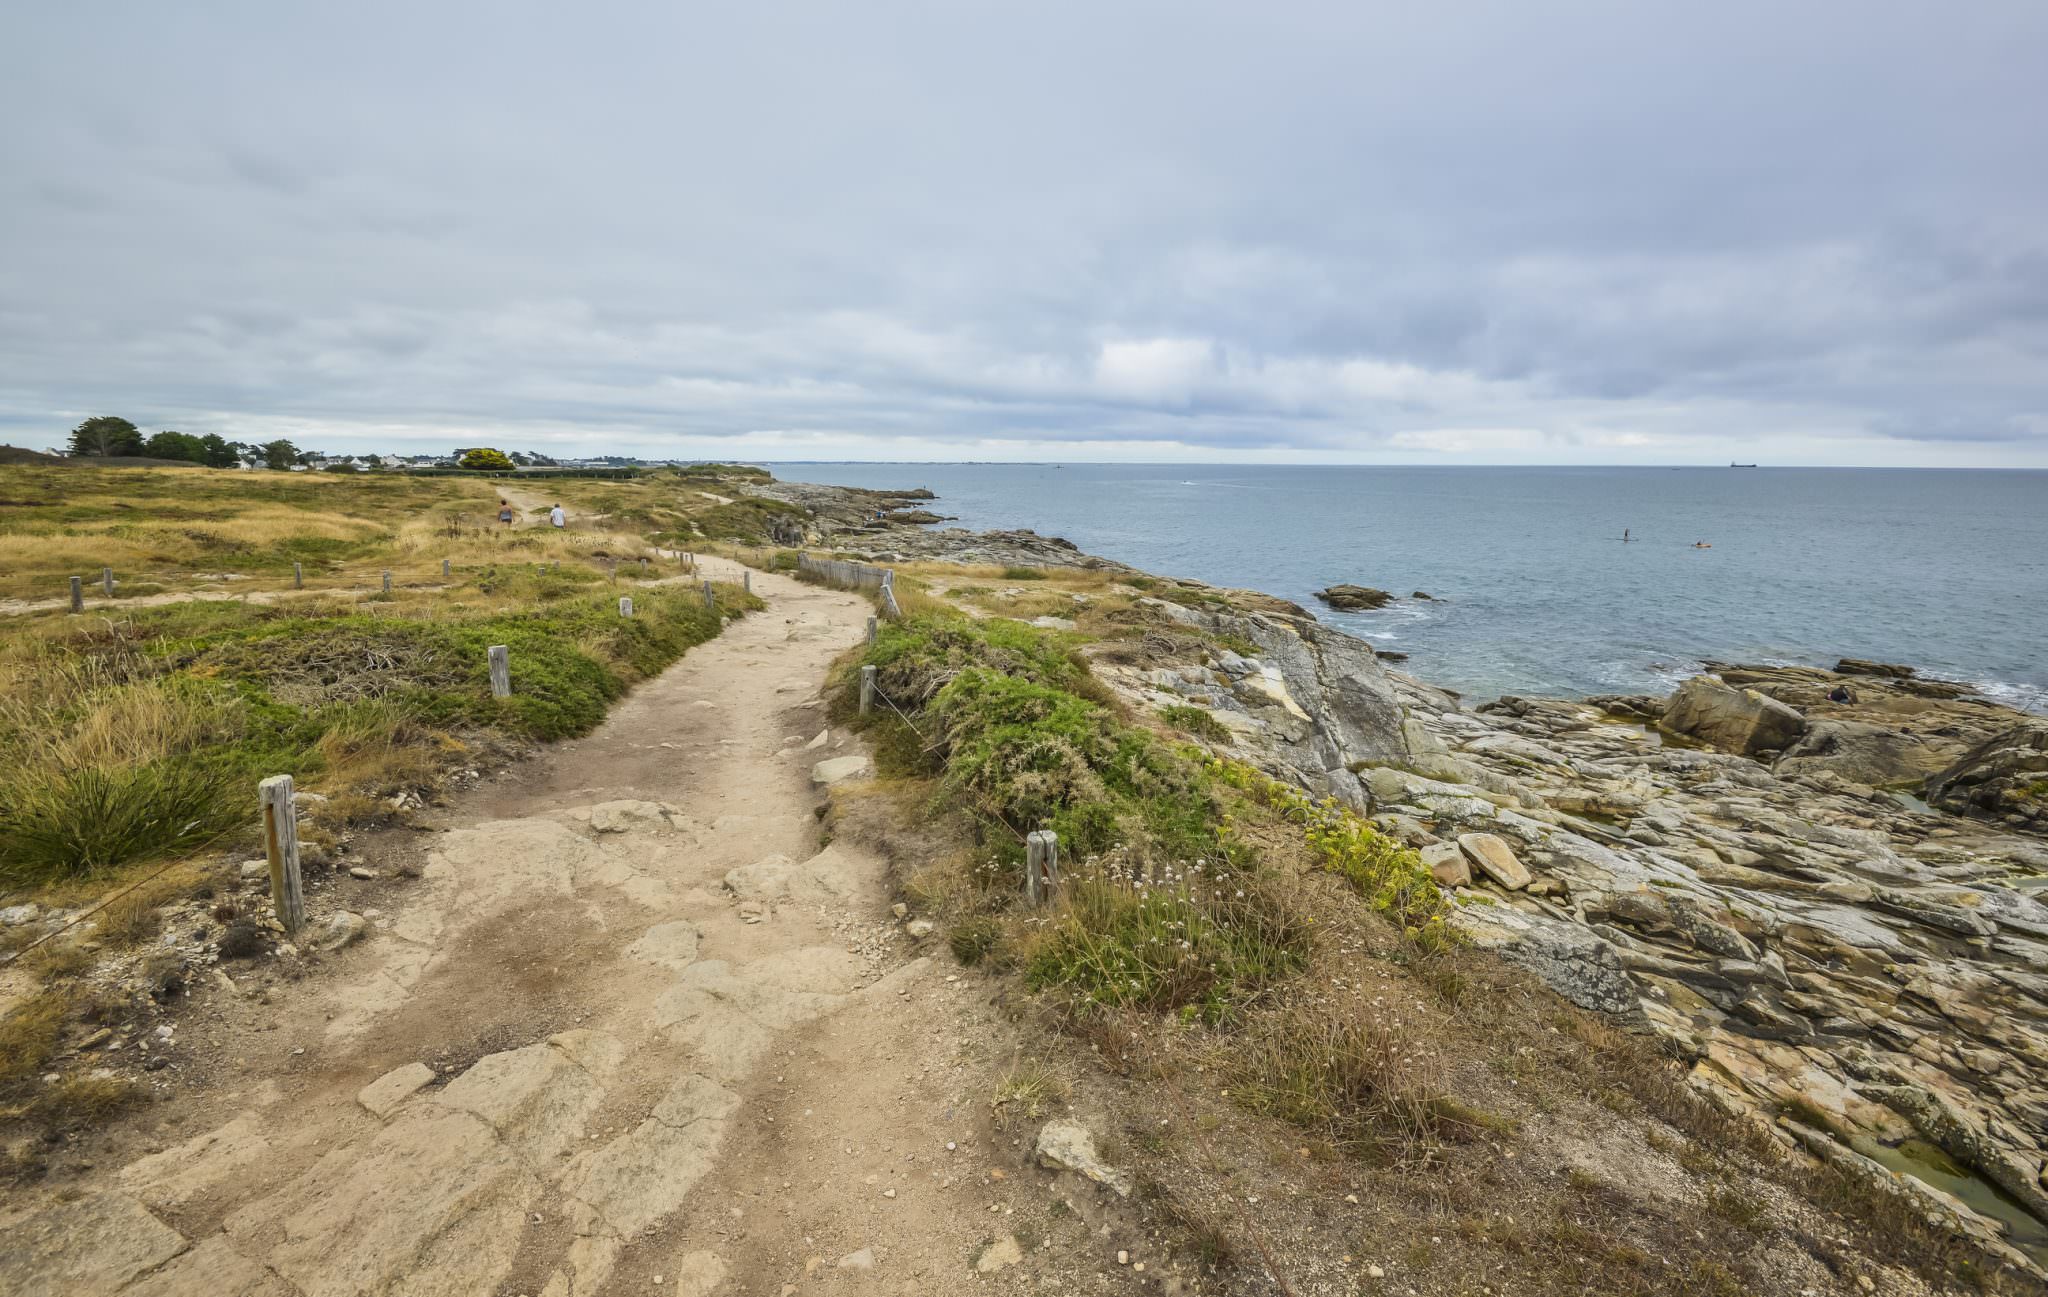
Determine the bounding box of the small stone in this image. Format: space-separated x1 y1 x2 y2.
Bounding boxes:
1117 1249 1130 1265
1035 1122 1131 1196
836 1247 875 1271
975 1235 1023 1273
906 919 934 938
239 860 269 881
309 911 368 952
882 1188 896 1199
1368 1263 1386 1278
810 755 873 786
348 866 376 880
892 903 908 919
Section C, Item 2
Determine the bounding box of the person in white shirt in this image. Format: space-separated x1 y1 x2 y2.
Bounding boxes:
549 504 566 528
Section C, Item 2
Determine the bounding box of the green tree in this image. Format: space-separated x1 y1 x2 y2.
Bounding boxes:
143 430 209 463
458 447 515 471
68 416 143 458
198 433 239 468
259 439 299 471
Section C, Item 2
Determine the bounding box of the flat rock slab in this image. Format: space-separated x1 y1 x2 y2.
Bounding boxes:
358 1062 437 1117
1458 832 1533 890
118 1113 276 1212
625 920 701 972
224 1106 539 1297
122 1236 291 1297
0 1192 186 1296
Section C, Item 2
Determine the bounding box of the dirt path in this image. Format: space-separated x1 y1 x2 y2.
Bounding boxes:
1 562 1062 1296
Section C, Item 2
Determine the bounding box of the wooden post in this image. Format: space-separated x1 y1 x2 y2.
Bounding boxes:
1026 830 1060 906
293 562 303 589
488 645 511 698
382 570 392 594
68 576 83 613
619 596 633 618
102 567 114 597
442 558 451 578
866 616 877 646
859 664 876 716
259 775 305 933
701 579 714 609
743 570 751 594
639 557 648 575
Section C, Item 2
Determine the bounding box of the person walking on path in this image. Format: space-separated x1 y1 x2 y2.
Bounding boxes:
549 503 566 528
499 500 515 527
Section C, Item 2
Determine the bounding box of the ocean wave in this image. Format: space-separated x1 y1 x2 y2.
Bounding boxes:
1973 678 2048 716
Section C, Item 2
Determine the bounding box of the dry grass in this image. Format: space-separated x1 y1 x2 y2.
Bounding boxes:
0 990 68 1087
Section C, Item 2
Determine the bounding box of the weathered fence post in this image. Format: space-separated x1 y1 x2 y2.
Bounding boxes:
68 576 83 613
702 579 714 609
382 570 392 594
1026 830 1060 906
639 557 649 575
619 596 633 618
743 570 751 594
102 567 114 597
442 558 451 578
487 645 511 698
259 774 305 933
866 615 877 646
293 562 303 589
859 664 877 716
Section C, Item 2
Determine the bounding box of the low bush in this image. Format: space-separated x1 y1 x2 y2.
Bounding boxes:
1027 857 1310 1023
1159 703 1232 744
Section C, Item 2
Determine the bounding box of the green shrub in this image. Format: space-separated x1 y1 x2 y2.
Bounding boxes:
1027 869 1310 1023
1159 703 1232 744
0 760 240 885
1001 565 1047 580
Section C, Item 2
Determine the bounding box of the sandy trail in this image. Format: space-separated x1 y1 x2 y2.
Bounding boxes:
2 562 1031 1297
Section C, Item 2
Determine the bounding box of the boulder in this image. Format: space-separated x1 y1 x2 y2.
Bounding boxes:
1457 833 1532 890
1773 720 1951 789
1660 676 1807 757
1923 720 2048 829
1420 842 1471 887
1313 584 1393 611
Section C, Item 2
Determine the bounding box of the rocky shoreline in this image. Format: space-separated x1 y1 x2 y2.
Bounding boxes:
796 484 2048 1274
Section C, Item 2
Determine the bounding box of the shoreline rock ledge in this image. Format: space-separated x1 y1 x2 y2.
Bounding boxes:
1313 583 1394 611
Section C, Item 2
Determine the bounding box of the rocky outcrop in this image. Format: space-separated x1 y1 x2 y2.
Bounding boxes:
1925 721 2048 830
1100 594 1409 801
1313 584 1393 611
1660 675 1806 756
1775 719 1952 788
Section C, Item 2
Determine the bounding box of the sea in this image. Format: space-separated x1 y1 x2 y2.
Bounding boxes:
766 464 2048 714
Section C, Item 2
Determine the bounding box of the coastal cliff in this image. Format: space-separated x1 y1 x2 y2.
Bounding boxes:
817 497 2048 1273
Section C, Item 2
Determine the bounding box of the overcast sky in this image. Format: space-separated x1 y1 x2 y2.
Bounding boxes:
3 2 2045 465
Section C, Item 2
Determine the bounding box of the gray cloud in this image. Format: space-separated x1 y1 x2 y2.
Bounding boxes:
1 1 2045 464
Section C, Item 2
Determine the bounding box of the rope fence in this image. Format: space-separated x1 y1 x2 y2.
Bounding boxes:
796 553 903 619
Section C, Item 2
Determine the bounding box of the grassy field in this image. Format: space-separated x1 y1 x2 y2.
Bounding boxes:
793 556 2027 1296
0 463 793 1138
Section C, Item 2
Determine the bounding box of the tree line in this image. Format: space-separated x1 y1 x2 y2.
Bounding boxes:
68 416 300 470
